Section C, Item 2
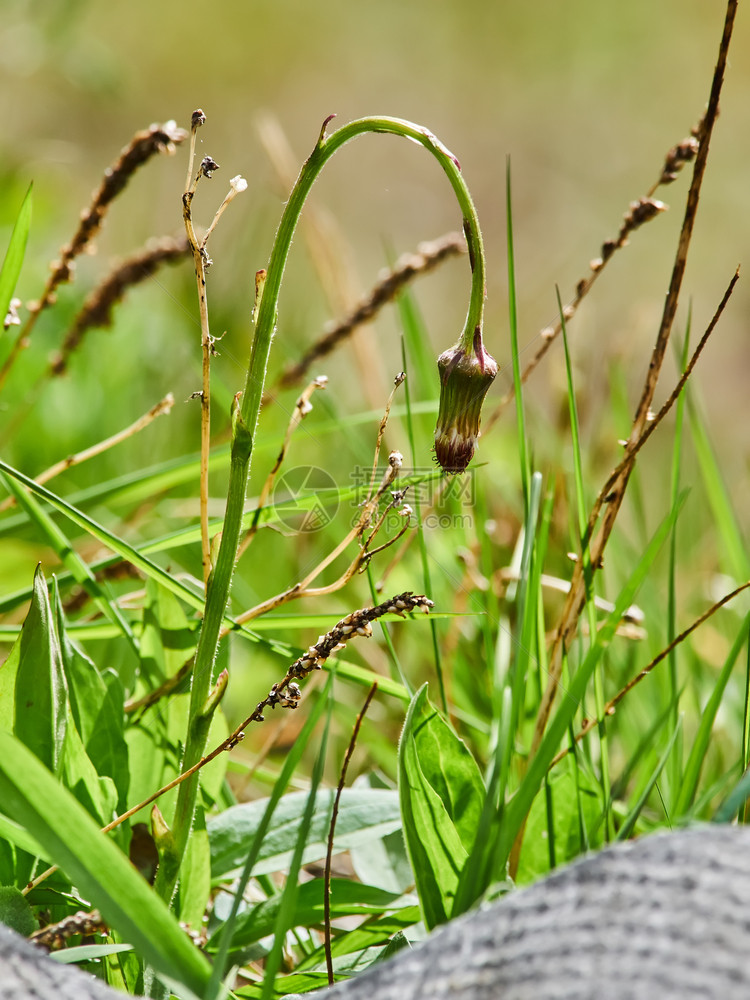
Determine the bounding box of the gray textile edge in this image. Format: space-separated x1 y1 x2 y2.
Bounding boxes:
3 825 750 1000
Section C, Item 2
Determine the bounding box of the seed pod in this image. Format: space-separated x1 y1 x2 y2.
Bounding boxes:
434 329 498 474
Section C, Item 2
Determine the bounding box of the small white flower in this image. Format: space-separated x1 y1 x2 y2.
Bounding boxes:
4 297 22 330
230 175 248 194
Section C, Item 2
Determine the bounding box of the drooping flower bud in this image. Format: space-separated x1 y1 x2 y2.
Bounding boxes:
433 328 498 474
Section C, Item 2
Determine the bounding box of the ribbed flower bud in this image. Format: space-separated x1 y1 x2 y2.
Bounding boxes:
434 329 498 474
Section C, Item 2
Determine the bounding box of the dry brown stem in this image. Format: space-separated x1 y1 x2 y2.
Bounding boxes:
484 119 705 436
599 266 739 497
0 121 186 392
273 233 466 393
531 0 737 759
325 682 378 984
0 394 174 513
182 111 214 584
230 450 409 627
550 580 750 769
50 237 190 375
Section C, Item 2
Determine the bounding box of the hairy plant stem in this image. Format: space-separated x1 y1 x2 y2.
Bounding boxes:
182 118 213 584
155 115 487 906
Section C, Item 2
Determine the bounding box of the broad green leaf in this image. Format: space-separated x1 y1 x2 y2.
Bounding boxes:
0 884 35 935
516 757 603 884
295 906 421 973
350 828 413 894
14 566 67 772
209 788 401 879
179 805 211 931
61 716 119 827
49 943 134 963
0 729 212 998
350 775 413 894
126 581 211 826
0 631 20 733
208 878 406 954
54 586 129 805
402 686 485 852
0 813 48 861
398 684 470 929
0 183 32 332
140 578 197 687
124 694 183 827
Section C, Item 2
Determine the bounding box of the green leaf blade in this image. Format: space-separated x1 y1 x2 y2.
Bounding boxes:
0 730 212 997
398 685 481 928
14 566 67 773
0 183 32 333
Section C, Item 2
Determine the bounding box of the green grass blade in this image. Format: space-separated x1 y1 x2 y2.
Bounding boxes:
0 469 138 653
0 183 32 332
675 611 750 818
667 323 691 806
398 685 478 928
558 289 612 837
12 566 67 773
0 458 257 643
688 396 749 582
397 293 445 710
509 472 542 739
713 763 750 824
506 160 530 505
615 719 682 841
495 494 686 871
0 730 212 998
207 675 334 996
260 691 331 1000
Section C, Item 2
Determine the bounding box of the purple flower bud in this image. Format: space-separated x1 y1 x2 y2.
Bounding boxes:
433 329 498 474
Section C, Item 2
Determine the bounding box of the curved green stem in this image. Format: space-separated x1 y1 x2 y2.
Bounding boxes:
244 115 486 434
157 115 487 904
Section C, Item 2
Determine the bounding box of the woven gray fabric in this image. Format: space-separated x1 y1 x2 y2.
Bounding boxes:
294 825 750 1000
0 923 117 1000
3 825 750 999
